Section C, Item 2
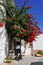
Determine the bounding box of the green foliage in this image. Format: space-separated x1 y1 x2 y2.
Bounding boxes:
0 0 40 41
1 0 31 38
5 57 13 60
37 50 43 55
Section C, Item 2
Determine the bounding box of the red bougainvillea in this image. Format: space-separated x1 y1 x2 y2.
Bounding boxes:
34 21 38 25
27 14 33 18
26 6 32 8
24 34 27 36
22 29 27 33
27 35 35 43
26 20 42 43
17 34 21 37
17 19 41 44
0 22 4 27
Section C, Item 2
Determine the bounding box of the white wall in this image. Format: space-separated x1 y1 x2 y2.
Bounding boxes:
21 34 43 55
33 34 43 50
0 25 9 62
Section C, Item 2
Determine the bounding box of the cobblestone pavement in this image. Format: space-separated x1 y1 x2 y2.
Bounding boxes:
0 56 43 65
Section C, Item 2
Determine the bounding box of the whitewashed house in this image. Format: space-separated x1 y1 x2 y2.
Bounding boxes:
0 0 8 63
21 34 43 55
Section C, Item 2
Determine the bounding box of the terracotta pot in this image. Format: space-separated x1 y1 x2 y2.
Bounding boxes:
35 54 42 57
4 60 11 63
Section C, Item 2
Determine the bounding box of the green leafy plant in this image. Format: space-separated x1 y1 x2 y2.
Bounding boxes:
5 57 13 60
37 50 43 55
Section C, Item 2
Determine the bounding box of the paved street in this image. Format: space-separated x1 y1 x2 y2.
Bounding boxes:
0 56 43 65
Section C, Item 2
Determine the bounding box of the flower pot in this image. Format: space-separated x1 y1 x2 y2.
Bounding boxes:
35 54 42 57
4 60 11 63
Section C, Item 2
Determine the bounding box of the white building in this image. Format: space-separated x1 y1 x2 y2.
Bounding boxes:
21 34 43 55
33 34 43 50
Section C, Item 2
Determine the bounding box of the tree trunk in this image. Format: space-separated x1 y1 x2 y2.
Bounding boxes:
30 43 33 55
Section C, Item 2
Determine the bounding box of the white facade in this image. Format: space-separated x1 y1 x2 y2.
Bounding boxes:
21 34 43 55
0 25 9 63
33 34 43 50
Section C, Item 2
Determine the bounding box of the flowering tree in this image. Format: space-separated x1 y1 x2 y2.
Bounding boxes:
27 21 41 43
0 0 41 44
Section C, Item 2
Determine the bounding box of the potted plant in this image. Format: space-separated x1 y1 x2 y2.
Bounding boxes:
35 50 43 57
4 57 13 63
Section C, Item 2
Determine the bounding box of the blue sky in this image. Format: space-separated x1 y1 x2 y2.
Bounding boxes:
14 0 43 31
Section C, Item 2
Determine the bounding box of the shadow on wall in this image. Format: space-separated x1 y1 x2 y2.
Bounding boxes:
30 62 43 65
